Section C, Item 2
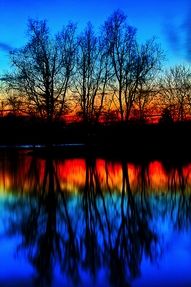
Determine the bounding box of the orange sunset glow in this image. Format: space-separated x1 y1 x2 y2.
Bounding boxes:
0 155 191 195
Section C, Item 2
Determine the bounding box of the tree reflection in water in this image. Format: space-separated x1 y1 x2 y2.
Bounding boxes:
163 161 191 231
3 152 191 287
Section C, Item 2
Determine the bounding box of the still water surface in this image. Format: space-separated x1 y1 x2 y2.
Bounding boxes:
0 150 191 286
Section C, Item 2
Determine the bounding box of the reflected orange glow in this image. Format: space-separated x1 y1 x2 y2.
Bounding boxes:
0 154 191 195
96 160 122 191
58 159 86 191
0 173 11 192
149 161 168 190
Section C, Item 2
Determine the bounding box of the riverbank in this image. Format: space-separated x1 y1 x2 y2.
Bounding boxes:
0 117 191 160
0 122 191 160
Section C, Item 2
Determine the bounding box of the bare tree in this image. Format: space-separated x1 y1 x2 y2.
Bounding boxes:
0 12 163 124
72 22 111 123
103 10 163 121
0 83 8 116
132 80 160 121
7 94 23 115
160 65 191 121
3 19 76 122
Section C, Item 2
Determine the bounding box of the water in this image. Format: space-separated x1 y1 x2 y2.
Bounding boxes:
0 150 191 286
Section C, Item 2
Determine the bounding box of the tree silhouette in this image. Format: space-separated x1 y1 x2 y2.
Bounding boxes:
160 65 191 121
159 107 173 124
3 19 76 122
103 10 162 121
0 11 165 123
72 22 111 123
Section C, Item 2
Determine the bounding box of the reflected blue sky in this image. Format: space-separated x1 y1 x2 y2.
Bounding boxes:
133 230 191 287
0 190 191 286
0 152 191 286
0 0 190 73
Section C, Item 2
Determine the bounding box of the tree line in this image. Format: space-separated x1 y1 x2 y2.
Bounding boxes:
1 10 191 124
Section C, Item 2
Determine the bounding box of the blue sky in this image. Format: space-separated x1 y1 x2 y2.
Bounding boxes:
0 0 190 73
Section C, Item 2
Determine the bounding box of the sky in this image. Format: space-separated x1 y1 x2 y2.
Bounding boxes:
0 0 190 74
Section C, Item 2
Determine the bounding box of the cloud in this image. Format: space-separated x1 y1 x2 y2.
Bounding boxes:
182 8 191 61
0 42 13 52
164 22 181 55
163 2 191 63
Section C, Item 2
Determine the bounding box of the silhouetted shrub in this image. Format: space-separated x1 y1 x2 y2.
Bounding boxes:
159 108 173 124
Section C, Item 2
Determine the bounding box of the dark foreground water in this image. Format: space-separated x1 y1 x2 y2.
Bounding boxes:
0 150 191 287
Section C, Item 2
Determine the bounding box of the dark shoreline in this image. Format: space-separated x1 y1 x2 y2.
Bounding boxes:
0 118 191 161
1 142 191 165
